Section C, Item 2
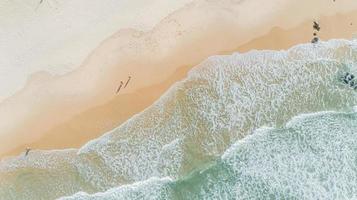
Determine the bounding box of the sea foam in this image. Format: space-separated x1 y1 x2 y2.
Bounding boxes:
1 39 357 200
60 110 357 200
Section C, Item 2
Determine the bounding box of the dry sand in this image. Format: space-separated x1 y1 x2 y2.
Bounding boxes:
1 0 357 158
0 0 194 101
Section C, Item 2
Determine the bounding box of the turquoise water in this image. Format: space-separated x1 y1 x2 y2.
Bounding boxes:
60 111 357 200
1 39 357 200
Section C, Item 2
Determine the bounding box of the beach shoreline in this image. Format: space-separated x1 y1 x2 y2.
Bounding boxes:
1 0 357 159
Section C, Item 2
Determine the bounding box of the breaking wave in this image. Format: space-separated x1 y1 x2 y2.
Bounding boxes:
59 111 357 200
1 39 357 200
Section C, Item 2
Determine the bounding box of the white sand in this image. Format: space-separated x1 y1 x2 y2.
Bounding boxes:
0 0 193 101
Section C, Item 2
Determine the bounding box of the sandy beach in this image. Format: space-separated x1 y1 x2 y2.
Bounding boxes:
1 0 357 158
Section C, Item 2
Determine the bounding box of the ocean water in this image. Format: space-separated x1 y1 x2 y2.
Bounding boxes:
1 39 357 200
59 111 357 200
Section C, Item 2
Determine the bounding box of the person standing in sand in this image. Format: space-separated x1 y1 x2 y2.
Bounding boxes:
116 81 124 94
124 76 131 88
25 147 31 156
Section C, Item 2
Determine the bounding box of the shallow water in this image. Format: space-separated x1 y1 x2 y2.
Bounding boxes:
60 111 357 200
1 39 357 200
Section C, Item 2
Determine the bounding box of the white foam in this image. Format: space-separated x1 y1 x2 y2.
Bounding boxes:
220 110 357 199
1 39 357 199
58 177 173 200
75 38 357 188
60 110 357 200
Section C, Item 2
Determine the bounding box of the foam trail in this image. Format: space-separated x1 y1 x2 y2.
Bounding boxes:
59 110 357 200
177 111 357 199
58 177 173 200
1 39 357 199
76 39 357 186
0 149 95 200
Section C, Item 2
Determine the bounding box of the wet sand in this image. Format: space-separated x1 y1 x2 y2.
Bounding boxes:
1 0 357 158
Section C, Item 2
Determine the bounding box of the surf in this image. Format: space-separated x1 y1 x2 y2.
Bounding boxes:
1 39 357 200
60 110 357 199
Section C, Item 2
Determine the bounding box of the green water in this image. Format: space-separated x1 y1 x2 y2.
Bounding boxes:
1 39 357 200
60 111 357 200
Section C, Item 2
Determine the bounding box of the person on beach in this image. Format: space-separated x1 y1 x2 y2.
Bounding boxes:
25 147 31 156
124 76 131 88
116 81 124 93
313 21 321 31
311 37 319 43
